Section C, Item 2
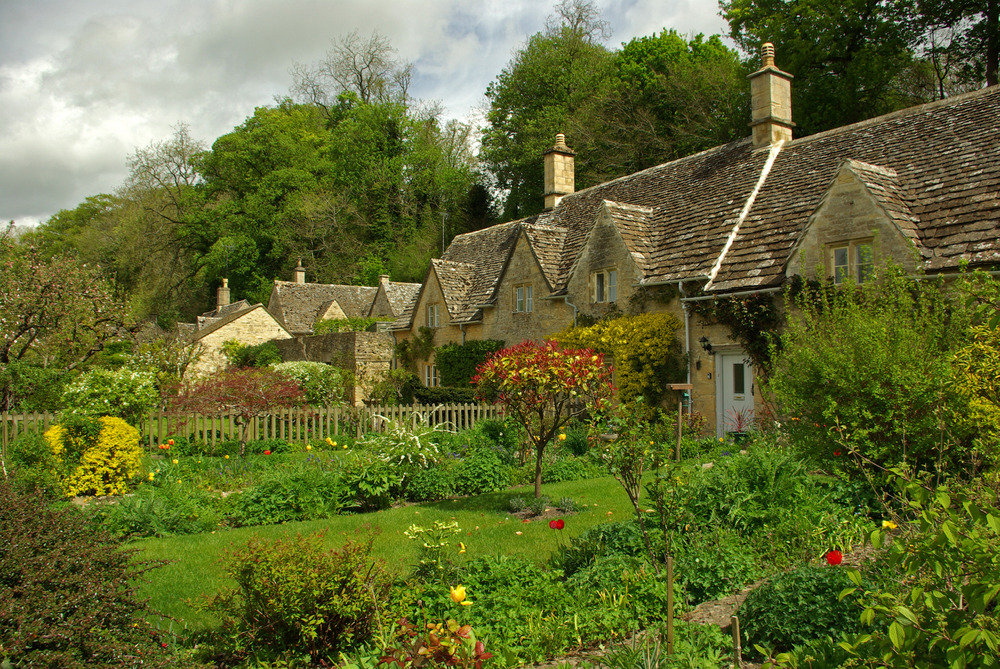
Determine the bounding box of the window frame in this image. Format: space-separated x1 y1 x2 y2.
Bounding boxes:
591 268 619 304
828 240 874 286
513 284 534 313
426 303 439 328
424 364 440 387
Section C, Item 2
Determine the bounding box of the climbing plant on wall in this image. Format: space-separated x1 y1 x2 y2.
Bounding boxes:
394 327 435 372
688 292 782 376
434 340 505 387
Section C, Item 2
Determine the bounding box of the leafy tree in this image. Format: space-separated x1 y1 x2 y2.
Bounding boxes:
473 341 614 497
170 368 305 454
481 1 613 220
0 242 129 409
721 0 922 136
60 367 160 427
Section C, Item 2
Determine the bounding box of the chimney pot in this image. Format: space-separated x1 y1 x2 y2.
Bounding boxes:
543 132 576 209
217 278 231 308
748 42 794 148
379 274 390 287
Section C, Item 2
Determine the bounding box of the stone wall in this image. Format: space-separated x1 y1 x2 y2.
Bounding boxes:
564 210 642 322
482 232 573 343
187 307 292 378
273 331 394 404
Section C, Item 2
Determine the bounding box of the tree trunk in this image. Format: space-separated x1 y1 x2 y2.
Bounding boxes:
534 444 544 498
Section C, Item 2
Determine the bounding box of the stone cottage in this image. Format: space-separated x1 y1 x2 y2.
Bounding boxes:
392 44 1000 436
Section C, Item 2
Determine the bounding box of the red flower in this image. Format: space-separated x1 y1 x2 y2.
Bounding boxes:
549 519 565 530
263 450 271 455
833 450 842 456
167 439 174 446
826 550 843 566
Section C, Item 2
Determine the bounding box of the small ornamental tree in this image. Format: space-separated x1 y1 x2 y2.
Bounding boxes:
171 368 305 455
473 341 615 498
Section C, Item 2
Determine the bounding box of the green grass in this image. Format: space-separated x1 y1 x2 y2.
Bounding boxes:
136 476 633 632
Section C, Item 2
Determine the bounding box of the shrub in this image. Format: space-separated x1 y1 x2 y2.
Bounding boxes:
413 385 479 404
405 465 455 502
550 520 646 577
314 316 383 334
675 526 760 603
88 481 223 538
434 339 504 388
474 417 520 455
232 469 346 526
341 457 402 511
271 360 352 405
5 431 60 496
0 483 168 666
739 565 868 657
222 339 282 368
60 367 160 426
771 272 980 478
452 447 512 496
45 416 144 497
205 532 391 665
242 437 291 455
368 369 421 405
540 454 603 483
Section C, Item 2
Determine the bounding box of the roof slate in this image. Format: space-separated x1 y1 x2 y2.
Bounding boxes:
384 282 422 317
270 281 378 334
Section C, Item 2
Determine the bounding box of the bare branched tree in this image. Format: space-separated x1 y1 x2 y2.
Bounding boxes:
546 0 611 42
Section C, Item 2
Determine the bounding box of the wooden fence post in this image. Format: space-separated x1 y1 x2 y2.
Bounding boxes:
731 615 743 669
666 555 675 655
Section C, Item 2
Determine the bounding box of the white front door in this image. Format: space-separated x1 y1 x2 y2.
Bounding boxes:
716 353 754 437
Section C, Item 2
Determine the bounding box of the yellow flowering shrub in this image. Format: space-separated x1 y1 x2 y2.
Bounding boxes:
554 312 684 405
952 324 1000 461
44 417 143 497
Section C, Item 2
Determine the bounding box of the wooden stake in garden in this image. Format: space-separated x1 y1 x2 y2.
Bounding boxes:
666 556 675 655
731 614 743 668
667 384 692 462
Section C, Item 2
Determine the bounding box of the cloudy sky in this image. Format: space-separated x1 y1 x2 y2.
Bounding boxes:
0 0 726 227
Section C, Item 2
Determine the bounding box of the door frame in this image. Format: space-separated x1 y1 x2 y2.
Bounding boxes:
714 350 754 438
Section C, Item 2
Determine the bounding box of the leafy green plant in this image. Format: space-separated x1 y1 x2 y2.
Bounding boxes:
341 457 402 511
204 532 391 666
87 481 224 539
221 339 282 368
404 465 455 502
831 478 1000 668
232 469 346 526
739 565 868 657
365 412 451 470
676 526 760 604
434 339 505 388
5 431 60 496
404 520 464 582
60 366 160 427
272 360 352 405
0 483 169 667
452 447 513 496
550 520 646 577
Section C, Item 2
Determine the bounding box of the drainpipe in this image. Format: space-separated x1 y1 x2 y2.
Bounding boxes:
562 295 580 327
459 324 467 344
679 281 692 419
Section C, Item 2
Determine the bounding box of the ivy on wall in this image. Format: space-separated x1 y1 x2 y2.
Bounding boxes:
434 339 505 387
394 326 435 371
554 312 684 406
688 292 783 376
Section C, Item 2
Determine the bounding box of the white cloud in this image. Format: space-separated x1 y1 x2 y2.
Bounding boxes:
0 0 723 225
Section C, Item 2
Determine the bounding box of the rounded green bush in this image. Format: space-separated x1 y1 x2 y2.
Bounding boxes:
738 565 868 657
404 465 455 502
452 448 512 495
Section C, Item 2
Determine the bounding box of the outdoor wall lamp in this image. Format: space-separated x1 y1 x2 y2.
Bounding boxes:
699 336 713 354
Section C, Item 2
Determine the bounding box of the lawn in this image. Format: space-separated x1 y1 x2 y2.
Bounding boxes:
136 475 633 631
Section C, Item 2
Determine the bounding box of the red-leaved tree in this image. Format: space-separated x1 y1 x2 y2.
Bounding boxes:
171 368 305 455
473 341 615 498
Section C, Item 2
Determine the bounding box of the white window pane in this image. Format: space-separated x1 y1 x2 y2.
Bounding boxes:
515 286 523 312
857 244 874 283
833 247 848 284
608 270 618 302
526 286 533 312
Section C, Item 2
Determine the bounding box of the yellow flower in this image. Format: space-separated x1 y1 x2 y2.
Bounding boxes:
172 459 179 465
342 444 347 449
306 444 312 451
325 437 333 446
224 455 230 460
148 472 155 481
449 585 472 606
558 433 566 441
882 520 898 530
458 542 466 554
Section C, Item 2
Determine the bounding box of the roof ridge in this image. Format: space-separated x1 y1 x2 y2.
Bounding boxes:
784 85 999 150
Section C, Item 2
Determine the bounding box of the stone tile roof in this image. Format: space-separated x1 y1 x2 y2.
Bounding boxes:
523 222 568 289
191 303 261 342
603 201 655 275
842 160 926 257
431 259 476 320
269 281 378 334
197 299 253 329
384 281 422 317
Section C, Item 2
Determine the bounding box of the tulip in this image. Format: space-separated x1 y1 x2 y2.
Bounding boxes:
457 542 466 554
167 439 174 446
549 519 565 530
826 550 843 566
882 520 897 530
172 459 178 465
263 450 271 455
449 585 472 606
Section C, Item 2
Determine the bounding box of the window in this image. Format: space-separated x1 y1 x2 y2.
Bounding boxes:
424 364 440 387
426 303 439 327
592 268 619 303
514 284 533 313
829 242 874 285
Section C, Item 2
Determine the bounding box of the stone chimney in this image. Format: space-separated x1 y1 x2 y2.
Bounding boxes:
293 258 306 284
748 43 794 148
543 133 575 210
217 278 230 308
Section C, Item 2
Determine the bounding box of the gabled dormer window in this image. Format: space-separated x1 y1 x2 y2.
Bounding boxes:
426 303 440 327
829 241 874 285
592 269 618 303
